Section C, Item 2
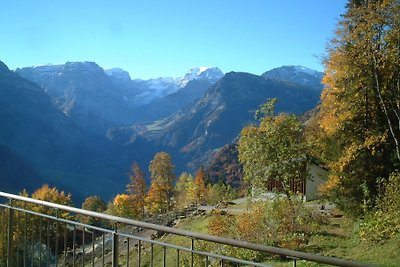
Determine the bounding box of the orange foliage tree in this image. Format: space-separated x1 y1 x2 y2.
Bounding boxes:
79 195 107 226
145 181 167 214
193 167 207 204
127 162 147 218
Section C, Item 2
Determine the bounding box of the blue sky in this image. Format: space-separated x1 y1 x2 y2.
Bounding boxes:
0 0 347 79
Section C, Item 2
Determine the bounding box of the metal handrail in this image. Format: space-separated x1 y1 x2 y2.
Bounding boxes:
0 191 376 267
0 202 271 267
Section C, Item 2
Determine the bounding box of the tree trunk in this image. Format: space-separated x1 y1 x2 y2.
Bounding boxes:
372 54 400 161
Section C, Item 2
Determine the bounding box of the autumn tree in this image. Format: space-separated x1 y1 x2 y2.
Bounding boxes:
206 183 238 205
127 162 146 218
193 167 207 204
205 144 244 189
239 99 307 200
31 184 73 217
3 185 74 265
146 152 176 213
145 181 167 214
79 196 107 226
110 194 140 219
174 172 194 209
313 0 400 214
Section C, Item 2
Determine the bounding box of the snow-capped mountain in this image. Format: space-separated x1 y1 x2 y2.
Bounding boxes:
4 57 325 201
130 67 223 106
16 62 142 135
105 68 132 81
262 65 324 91
177 67 224 88
131 77 180 105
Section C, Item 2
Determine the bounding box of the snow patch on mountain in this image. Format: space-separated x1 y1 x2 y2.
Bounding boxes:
132 77 180 105
292 65 321 77
178 67 224 88
105 68 132 81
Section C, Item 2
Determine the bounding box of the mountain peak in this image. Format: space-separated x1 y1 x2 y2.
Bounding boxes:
291 65 321 76
64 61 104 72
262 65 324 90
105 68 132 81
0 60 10 72
178 67 224 87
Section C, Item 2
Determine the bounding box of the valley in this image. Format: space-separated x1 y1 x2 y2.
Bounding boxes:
0 60 323 203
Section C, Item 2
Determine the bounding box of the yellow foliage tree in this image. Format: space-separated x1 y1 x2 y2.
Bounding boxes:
126 162 146 218
174 172 194 209
112 194 141 219
311 0 400 214
145 180 168 214
79 195 107 226
147 152 176 213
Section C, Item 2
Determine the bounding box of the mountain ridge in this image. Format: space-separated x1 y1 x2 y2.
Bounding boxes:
119 70 322 169
3 59 324 201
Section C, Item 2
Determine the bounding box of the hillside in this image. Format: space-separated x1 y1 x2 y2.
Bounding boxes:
3 60 323 201
0 61 132 202
119 71 322 170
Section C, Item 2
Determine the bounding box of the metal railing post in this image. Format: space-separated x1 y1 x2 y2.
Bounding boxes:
191 238 195 267
137 239 141 267
7 201 14 267
112 223 119 267
176 249 180 267
24 209 27 267
150 243 154 267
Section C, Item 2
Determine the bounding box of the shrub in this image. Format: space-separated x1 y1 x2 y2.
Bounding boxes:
357 172 400 243
207 195 319 261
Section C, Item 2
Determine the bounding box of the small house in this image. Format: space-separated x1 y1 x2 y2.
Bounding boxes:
252 160 327 201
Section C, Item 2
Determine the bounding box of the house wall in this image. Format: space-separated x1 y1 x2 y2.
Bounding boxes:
250 162 327 201
305 163 327 200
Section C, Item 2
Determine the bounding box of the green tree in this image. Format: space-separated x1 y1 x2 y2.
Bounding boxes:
358 172 400 242
147 152 176 213
239 101 307 200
